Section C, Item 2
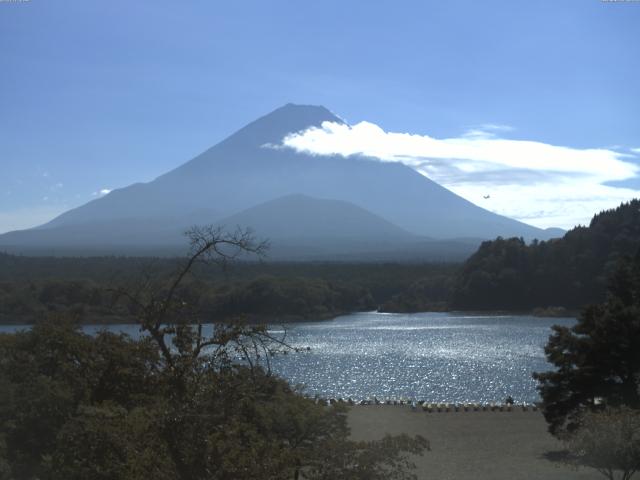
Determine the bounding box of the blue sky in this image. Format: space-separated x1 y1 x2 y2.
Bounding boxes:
1 0 639 232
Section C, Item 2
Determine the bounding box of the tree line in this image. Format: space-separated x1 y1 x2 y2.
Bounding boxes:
451 200 640 311
0 253 457 324
0 276 375 325
3 200 640 322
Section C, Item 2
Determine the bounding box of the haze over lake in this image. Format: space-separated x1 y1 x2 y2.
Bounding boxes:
1 312 574 403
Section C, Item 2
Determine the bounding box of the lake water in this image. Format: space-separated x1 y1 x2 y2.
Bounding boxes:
0 312 573 403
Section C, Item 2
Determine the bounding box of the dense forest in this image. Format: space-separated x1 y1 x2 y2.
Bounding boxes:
369 200 640 314
0 253 456 324
451 200 640 311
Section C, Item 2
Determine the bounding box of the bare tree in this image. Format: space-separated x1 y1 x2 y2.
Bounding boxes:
111 225 290 376
563 407 640 480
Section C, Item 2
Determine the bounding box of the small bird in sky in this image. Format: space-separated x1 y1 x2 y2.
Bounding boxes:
483 195 491 199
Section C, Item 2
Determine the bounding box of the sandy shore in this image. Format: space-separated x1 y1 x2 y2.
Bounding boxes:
348 405 600 480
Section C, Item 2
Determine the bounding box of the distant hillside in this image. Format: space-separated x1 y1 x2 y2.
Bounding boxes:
0 194 480 260
0 103 561 259
217 194 483 261
219 194 414 241
450 200 640 310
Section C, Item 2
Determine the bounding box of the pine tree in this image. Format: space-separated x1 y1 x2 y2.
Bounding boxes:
534 252 640 435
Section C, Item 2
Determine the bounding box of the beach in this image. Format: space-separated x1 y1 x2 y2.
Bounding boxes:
348 405 601 480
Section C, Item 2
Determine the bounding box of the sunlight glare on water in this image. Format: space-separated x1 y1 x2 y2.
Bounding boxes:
266 312 574 403
0 311 574 403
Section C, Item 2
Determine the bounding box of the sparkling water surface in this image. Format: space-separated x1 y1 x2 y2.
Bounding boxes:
264 312 574 403
0 312 574 403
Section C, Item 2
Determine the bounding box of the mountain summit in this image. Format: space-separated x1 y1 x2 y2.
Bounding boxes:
217 103 343 149
0 104 561 258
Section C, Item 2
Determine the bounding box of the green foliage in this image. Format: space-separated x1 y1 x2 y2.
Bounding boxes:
0 320 161 479
453 200 640 311
0 320 428 480
0 227 428 479
52 405 177 480
379 274 453 313
304 433 429 480
0 256 457 323
200 275 375 320
533 253 640 436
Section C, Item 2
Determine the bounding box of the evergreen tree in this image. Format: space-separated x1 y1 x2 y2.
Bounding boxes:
534 252 640 435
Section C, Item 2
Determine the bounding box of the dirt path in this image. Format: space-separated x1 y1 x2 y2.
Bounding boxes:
348 405 601 480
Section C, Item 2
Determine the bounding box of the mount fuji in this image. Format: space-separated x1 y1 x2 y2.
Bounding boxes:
0 104 561 259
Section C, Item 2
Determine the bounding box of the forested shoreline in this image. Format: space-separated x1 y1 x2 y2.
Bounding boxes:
3 200 640 324
0 255 457 324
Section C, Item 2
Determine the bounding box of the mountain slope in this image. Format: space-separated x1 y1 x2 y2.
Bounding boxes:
214 194 423 260
0 104 560 257
218 194 414 241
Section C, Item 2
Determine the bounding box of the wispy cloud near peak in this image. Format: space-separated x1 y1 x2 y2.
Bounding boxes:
282 121 640 229
462 123 515 139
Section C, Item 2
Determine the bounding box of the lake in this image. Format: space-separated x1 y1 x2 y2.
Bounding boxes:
0 312 573 404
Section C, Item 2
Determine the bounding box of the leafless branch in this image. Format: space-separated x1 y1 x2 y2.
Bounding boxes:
107 224 283 372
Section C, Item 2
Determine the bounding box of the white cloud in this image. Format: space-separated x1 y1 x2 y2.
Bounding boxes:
478 123 514 132
631 147 640 154
462 123 515 139
282 121 640 229
92 188 112 197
